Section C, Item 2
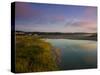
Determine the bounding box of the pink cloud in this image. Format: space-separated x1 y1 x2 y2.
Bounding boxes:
76 21 96 31
82 21 97 31
65 20 97 33
15 2 42 19
82 7 97 21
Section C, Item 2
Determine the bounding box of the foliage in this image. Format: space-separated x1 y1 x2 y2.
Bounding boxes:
15 35 58 73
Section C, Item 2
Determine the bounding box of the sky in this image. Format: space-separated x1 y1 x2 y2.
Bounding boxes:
15 2 97 33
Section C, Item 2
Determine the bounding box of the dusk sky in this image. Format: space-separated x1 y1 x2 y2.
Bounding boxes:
15 2 97 33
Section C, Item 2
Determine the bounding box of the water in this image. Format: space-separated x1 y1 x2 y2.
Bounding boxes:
44 39 97 70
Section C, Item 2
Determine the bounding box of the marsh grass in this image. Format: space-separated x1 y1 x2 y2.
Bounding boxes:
15 35 59 73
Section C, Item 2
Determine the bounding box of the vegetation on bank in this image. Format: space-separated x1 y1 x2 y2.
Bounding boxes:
16 31 97 41
15 35 59 73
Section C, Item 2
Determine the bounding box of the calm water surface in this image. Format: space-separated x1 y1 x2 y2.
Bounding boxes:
44 39 97 70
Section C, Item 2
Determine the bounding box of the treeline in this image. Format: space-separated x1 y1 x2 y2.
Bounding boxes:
15 31 97 41
16 31 97 35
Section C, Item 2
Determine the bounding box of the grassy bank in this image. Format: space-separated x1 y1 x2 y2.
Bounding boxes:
15 35 59 73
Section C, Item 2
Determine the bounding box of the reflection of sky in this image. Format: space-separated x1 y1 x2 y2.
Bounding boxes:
45 39 97 69
15 2 97 33
79 43 97 51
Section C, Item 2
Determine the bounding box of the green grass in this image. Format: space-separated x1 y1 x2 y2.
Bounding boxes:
15 35 59 73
